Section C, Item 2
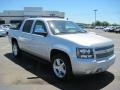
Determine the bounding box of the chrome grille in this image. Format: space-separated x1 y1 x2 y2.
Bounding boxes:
95 45 114 59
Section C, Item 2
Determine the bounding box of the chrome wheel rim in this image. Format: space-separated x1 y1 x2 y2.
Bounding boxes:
12 44 18 56
53 58 66 78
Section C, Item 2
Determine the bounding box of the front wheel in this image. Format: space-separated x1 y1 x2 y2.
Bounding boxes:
51 53 73 81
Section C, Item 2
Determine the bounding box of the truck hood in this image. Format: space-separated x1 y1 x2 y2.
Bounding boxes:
56 33 113 47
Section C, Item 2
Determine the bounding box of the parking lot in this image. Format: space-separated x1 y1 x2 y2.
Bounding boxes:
0 29 120 90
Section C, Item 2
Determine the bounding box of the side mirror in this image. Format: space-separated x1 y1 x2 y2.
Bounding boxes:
39 32 47 37
34 27 47 37
34 31 47 37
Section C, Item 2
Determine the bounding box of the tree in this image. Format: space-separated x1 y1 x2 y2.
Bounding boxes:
102 21 109 26
91 22 95 27
91 21 110 26
95 21 101 26
91 21 101 27
112 23 118 26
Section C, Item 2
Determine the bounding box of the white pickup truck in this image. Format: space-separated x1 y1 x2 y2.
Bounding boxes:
8 18 115 80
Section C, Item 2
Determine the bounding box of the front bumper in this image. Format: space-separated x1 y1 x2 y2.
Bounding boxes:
71 54 115 75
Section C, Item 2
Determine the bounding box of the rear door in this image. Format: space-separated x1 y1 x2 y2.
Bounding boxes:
18 20 34 52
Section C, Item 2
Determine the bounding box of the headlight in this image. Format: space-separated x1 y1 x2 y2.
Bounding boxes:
76 48 94 59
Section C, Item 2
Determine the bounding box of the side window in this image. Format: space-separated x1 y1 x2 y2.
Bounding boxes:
22 20 33 33
33 21 47 34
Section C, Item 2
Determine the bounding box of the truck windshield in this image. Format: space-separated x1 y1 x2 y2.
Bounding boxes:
48 20 86 35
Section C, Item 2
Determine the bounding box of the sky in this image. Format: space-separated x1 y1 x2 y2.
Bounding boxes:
0 0 120 24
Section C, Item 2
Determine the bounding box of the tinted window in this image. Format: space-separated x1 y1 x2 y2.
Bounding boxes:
22 20 33 33
33 21 46 34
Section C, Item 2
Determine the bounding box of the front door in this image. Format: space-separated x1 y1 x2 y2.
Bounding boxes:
30 20 49 59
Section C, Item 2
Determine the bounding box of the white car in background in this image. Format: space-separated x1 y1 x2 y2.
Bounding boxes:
0 27 7 36
114 27 120 33
103 26 113 32
103 27 110 32
95 26 104 29
1 24 12 33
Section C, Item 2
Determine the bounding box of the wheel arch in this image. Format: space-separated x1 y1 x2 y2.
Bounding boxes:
50 49 72 65
11 38 18 44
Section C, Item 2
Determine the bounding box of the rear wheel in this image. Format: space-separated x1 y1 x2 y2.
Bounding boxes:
12 41 21 57
51 53 73 81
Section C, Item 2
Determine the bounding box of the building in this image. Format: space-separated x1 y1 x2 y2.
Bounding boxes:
0 7 65 24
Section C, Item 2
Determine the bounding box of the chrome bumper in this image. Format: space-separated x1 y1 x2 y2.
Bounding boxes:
71 54 115 75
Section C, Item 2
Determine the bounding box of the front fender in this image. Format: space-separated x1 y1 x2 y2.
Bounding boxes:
50 44 76 60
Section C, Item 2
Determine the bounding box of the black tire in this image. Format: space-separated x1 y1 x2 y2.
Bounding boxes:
51 53 73 81
12 41 21 58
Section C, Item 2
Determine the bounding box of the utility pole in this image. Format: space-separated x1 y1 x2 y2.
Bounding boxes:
93 9 97 28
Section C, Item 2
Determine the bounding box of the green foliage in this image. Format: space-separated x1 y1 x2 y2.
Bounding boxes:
102 21 109 26
91 21 110 26
96 21 101 26
111 23 118 26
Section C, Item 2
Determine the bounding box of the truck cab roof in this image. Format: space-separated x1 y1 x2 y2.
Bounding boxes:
25 17 66 21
